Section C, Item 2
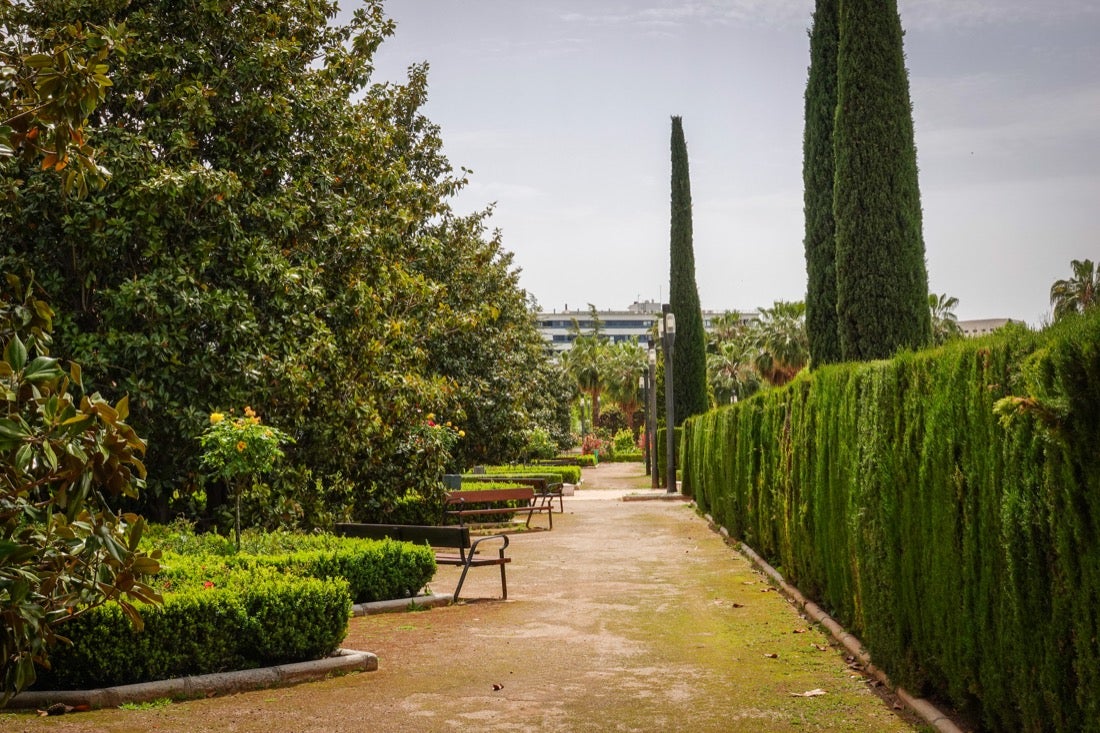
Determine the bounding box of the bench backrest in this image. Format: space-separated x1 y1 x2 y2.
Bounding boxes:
334 522 471 549
446 487 535 506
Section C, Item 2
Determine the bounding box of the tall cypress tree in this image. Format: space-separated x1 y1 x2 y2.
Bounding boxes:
833 0 931 360
669 116 709 424
802 0 842 367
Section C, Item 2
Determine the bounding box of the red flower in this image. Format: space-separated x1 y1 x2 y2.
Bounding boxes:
203 580 215 589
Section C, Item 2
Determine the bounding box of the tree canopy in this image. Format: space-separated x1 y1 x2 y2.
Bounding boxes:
0 0 553 526
668 116 708 426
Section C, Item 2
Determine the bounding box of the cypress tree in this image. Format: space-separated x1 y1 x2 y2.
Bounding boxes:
669 116 709 424
833 0 931 360
802 0 843 367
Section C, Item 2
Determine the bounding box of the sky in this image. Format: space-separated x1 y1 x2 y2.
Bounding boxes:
353 0 1100 325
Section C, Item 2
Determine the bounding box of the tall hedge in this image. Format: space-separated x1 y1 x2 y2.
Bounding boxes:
832 0 931 360
802 0 842 367
669 116 709 425
681 311 1100 732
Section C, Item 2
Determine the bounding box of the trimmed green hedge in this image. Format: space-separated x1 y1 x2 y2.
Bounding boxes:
655 427 683 488
468 464 581 484
34 570 350 690
682 313 1100 733
148 529 436 603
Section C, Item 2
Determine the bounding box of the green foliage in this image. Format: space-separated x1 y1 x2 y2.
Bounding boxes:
1049 258 1099 321
1 0 555 527
33 569 350 690
668 117 709 424
522 426 558 461
0 271 160 702
468 465 581 485
146 526 436 603
832 0 931 360
198 408 293 484
655 427 683 490
683 313 1100 732
612 428 636 455
0 5 129 195
802 0 842 367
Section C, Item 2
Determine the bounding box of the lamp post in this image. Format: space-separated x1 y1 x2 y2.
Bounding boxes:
638 374 649 477
647 342 658 488
660 306 676 493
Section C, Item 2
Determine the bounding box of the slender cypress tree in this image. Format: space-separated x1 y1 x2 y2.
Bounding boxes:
669 116 709 424
833 0 931 360
802 0 842 367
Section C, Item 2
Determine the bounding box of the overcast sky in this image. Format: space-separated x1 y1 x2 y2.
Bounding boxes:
358 0 1100 325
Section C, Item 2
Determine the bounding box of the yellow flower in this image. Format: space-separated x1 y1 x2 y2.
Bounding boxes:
244 406 256 418
210 412 225 424
458 430 466 438
426 413 435 421
236 441 247 452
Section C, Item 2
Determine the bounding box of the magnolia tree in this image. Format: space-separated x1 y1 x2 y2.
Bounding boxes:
0 272 160 701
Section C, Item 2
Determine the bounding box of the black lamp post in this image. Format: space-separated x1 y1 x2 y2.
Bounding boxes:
647 342 658 489
659 306 676 493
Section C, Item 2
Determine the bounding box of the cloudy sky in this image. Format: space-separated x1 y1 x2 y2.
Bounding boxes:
359 0 1099 325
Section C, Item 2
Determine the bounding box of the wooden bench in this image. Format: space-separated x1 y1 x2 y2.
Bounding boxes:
445 487 554 530
333 523 510 602
458 475 566 512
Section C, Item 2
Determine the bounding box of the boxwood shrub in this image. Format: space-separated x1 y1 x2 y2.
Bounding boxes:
34 570 349 690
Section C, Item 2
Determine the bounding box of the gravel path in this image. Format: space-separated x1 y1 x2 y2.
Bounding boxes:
4 463 921 732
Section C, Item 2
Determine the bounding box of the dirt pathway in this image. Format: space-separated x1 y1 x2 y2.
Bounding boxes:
4 463 920 732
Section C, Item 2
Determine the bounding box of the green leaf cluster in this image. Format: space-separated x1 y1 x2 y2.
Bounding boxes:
1 1 556 527
0 270 159 701
682 312 1100 732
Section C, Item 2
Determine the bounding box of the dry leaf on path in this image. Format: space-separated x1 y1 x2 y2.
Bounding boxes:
763 653 779 659
791 689 827 697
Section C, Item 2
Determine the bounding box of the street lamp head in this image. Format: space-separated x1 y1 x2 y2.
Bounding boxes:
648 346 657 366
666 312 676 335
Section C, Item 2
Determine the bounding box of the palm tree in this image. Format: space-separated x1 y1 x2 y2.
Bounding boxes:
1050 259 1099 321
707 338 762 404
753 301 809 387
561 334 605 427
603 341 646 431
929 293 963 345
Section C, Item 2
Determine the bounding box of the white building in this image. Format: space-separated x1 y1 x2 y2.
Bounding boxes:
537 301 757 352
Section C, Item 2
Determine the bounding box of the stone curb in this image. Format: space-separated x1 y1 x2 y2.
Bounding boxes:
352 593 453 616
621 491 692 502
703 512 967 733
7 649 377 710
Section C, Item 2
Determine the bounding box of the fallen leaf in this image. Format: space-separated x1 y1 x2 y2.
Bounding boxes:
763 653 779 659
812 643 828 651
731 602 745 608
760 587 776 593
492 683 504 691
792 628 808 634
791 689 827 697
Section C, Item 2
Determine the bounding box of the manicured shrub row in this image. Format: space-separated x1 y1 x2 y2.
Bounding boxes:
655 427 683 485
601 451 644 463
158 542 435 603
34 569 350 691
681 313 1100 733
146 528 437 603
469 464 581 484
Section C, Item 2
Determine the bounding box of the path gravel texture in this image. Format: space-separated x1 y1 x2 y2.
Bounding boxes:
3 462 921 732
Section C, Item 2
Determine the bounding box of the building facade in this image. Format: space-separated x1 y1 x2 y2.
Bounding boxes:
537 301 757 352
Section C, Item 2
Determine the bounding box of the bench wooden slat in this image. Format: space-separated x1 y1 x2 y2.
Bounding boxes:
445 487 553 530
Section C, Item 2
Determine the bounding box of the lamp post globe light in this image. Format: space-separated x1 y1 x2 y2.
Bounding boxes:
647 342 658 489
661 306 676 493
